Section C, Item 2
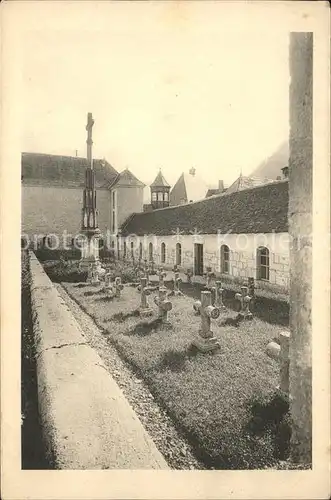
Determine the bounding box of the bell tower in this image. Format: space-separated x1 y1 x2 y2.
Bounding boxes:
150 169 170 209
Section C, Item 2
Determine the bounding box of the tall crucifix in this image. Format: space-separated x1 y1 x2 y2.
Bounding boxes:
86 112 94 169
79 112 101 271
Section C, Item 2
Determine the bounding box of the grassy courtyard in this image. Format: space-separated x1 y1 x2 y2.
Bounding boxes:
63 280 291 469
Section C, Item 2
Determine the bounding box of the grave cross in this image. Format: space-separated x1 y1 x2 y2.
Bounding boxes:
266 331 290 394
192 291 220 352
114 277 124 298
144 259 150 283
104 272 116 298
90 264 101 286
139 277 153 317
104 272 113 288
154 287 172 325
158 267 167 288
173 271 183 296
212 280 226 310
235 286 253 320
185 268 193 284
203 267 214 289
149 259 155 274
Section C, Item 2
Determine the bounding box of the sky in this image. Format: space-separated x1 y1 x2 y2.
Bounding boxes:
21 2 290 190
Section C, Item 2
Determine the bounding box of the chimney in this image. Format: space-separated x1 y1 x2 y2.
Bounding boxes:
281 166 289 179
218 180 224 192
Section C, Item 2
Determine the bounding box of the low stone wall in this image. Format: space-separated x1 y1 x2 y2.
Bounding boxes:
29 251 168 469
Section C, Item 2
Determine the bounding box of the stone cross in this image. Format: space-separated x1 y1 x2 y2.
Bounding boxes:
154 287 172 324
149 259 155 274
185 268 193 284
104 272 113 289
212 280 226 310
235 286 253 320
158 267 167 288
90 264 100 286
192 291 220 352
266 331 290 394
139 277 153 317
144 259 150 283
86 112 94 169
203 267 214 289
114 277 124 298
173 271 183 296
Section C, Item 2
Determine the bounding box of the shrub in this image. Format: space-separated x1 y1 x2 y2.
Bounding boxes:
42 260 87 283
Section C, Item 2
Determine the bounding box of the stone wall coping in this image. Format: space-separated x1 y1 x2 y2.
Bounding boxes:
29 251 168 469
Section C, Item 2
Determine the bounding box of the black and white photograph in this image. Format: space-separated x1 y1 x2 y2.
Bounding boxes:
1 1 330 499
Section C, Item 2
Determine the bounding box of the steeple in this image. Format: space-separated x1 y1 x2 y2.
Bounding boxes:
150 169 171 209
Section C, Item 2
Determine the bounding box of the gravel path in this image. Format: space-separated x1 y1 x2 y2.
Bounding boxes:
56 283 205 470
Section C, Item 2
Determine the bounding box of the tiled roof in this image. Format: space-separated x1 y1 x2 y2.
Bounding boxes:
21 152 118 188
205 188 222 198
121 180 288 236
150 171 170 188
225 175 274 195
108 169 145 189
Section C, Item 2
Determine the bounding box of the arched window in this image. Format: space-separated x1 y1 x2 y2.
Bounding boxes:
257 247 270 281
149 242 153 261
220 245 230 274
139 242 143 259
157 192 163 201
130 241 134 258
161 242 166 263
176 243 182 266
152 192 157 201
164 192 169 202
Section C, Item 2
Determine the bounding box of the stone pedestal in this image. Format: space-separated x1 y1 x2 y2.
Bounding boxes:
79 234 101 270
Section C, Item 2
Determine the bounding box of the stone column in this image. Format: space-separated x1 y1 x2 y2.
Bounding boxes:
80 112 101 270
289 32 313 465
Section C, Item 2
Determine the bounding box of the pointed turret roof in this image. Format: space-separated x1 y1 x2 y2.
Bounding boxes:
150 170 170 188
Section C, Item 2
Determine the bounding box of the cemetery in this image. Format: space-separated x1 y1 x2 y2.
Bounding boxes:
22 247 293 470
20 33 313 473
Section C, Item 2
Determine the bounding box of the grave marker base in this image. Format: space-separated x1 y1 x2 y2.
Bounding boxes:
191 334 220 353
139 308 153 318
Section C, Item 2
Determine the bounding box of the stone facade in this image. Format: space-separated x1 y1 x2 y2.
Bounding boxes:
120 232 290 293
22 184 144 245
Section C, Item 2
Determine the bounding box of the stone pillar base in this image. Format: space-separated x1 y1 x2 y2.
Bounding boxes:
139 308 153 318
191 335 220 353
